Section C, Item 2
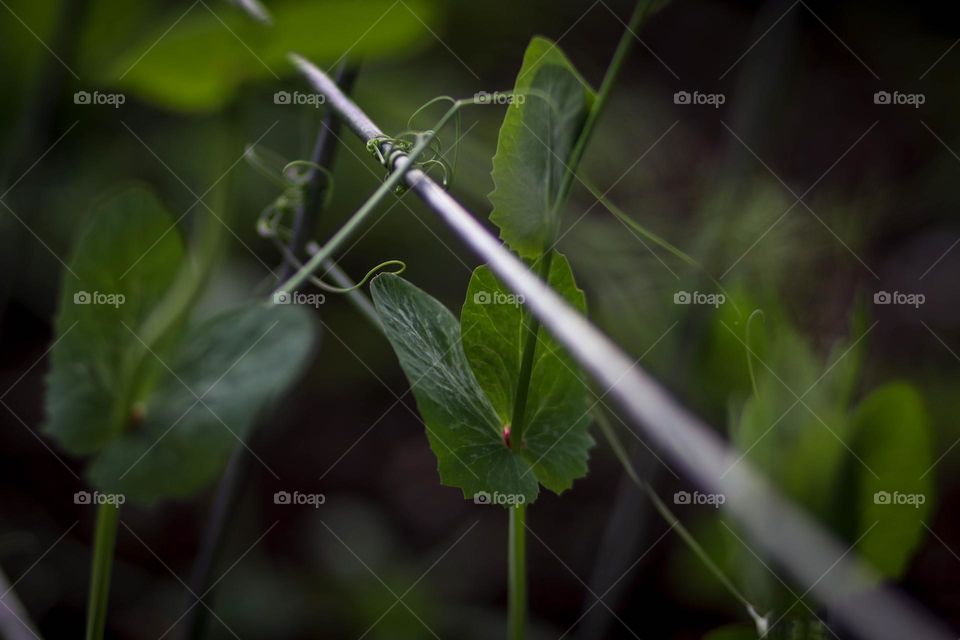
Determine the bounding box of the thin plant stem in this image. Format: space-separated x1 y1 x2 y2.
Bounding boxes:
280 62 358 281
276 83 476 296
508 504 527 640
179 64 358 640
277 117 446 295
504 7 656 627
513 0 657 446
85 503 120 640
555 0 656 206
508 251 552 448
593 409 769 634
179 450 245 640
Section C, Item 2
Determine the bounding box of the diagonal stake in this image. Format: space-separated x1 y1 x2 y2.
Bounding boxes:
288 54 954 640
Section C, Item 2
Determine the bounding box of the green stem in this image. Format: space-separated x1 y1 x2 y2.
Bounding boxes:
556 0 656 206
508 504 527 640
581 177 738 312
278 101 465 295
593 408 768 632
514 1 657 430
506 2 656 632
85 503 120 640
509 251 553 447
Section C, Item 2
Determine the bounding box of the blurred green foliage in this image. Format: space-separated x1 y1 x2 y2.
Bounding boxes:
2 1 958 637
45 187 316 504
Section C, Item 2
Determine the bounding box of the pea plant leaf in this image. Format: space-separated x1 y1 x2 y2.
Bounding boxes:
45 186 316 505
848 382 933 578
87 302 314 504
371 257 593 504
46 187 186 456
489 37 595 258
371 274 539 503
460 251 593 493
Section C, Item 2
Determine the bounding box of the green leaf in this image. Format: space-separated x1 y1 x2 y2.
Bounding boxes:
45 187 186 455
102 0 440 111
732 322 858 523
489 37 595 258
371 274 538 503
87 302 315 504
461 252 592 493
45 187 316 505
848 383 933 578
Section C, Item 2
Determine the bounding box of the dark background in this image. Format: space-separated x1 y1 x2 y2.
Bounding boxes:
1 0 959 638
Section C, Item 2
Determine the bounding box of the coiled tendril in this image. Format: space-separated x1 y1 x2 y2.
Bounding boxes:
244 143 406 292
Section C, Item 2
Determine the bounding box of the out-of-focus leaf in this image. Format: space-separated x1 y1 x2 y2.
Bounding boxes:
102 0 440 111
700 289 772 412
489 37 595 257
45 186 315 504
460 252 593 493
371 274 539 503
87 302 314 504
848 382 933 578
732 322 859 523
45 187 185 455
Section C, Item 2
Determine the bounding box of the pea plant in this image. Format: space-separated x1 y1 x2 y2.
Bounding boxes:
33 0 954 639
368 34 623 639
44 186 316 638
